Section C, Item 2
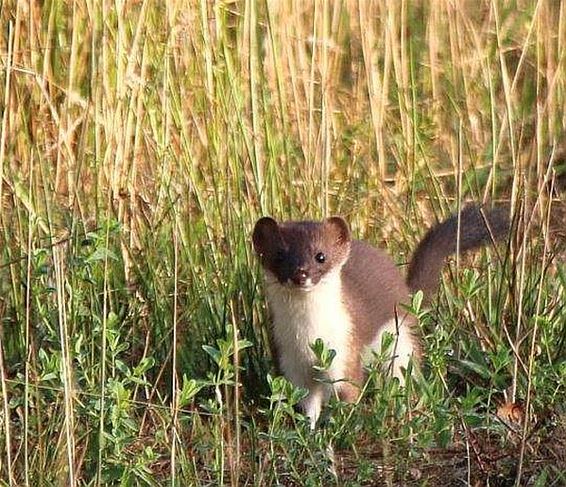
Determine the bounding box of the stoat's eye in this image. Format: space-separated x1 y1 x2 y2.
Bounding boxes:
314 252 326 264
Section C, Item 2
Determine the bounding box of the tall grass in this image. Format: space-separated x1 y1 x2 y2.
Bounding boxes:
1 0 565 484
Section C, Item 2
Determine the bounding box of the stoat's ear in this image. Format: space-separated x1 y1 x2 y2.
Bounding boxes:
252 217 281 256
324 217 350 246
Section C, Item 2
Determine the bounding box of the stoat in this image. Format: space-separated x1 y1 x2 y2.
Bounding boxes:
252 205 509 427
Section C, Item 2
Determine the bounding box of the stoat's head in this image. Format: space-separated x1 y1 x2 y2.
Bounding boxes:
252 217 351 291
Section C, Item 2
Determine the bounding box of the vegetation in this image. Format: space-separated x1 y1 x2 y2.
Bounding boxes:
1 0 565 484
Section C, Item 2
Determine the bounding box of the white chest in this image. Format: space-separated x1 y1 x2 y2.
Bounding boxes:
264 271 353 390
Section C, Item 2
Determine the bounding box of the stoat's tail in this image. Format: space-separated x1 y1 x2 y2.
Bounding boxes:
406 204 509 296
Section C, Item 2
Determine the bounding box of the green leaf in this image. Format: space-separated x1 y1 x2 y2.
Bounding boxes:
202 345 221 364
457 359 491 380
85 247 119 264
179 376 203 407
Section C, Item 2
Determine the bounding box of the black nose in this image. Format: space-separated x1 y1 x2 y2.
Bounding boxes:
292 268 309 286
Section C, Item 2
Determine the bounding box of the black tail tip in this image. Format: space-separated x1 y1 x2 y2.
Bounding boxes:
461 203 510 244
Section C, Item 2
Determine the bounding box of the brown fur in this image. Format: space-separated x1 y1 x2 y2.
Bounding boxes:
253 204 510 416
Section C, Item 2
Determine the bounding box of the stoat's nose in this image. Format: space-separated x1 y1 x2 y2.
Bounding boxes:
292 268 309 286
